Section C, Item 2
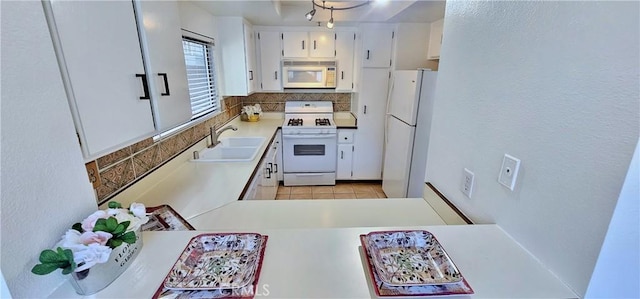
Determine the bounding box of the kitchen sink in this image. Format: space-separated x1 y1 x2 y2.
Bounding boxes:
218 137 265 148
191 137 265 162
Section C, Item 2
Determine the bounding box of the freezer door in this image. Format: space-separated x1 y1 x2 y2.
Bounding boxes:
388 70 420 125
382 116 416 198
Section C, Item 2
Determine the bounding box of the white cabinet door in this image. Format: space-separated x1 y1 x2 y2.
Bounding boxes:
274 130 283 181
258 31 283 91
244 23 258 94
361 27 394 68
335 32 355 91
352 69 389 179
337 144 354 179
282 31 308 58
48 0 156 160
309 31 334 58
427 19 443 60
216 17 256 96
135 0 192 132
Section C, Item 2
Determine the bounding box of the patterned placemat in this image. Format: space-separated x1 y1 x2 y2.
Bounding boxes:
143 205 195 231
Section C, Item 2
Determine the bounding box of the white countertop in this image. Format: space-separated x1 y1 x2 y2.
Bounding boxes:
111 116 284 220
188 198 446 230
50 224 576 298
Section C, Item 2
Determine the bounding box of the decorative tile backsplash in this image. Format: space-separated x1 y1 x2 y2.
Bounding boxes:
241 93 351 112
86 93 351 203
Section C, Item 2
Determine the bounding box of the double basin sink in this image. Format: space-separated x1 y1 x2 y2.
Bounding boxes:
192 137 266 162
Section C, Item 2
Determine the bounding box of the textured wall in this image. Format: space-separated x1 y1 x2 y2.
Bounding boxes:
241 93 351 112
1 2 98 297
426 1 639 296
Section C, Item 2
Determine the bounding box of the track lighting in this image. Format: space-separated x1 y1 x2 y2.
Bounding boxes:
305 0 370 29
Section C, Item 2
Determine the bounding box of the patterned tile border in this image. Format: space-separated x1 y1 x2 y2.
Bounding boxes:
87 96 243 203
241 93 352 112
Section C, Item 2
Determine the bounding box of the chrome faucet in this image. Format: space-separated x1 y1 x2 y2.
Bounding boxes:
209 125 238 148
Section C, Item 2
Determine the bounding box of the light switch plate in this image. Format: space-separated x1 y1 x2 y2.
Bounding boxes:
461 168 474 198
498 154 520 191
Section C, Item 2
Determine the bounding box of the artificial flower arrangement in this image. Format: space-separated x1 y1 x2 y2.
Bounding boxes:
31 201 149 276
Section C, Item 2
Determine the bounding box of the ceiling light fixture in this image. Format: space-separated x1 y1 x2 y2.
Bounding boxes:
305 2 316 21
305 0 370 28
326 7 334 29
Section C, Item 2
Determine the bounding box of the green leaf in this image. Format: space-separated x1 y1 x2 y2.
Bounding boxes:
112 223 126 235
31 263 60 275
93 218 108 232
108 238 123 248
61 265 74 275
39 249 66 263
108 201 122 209
61 248 76 270
121 231 137 244
105 217 118 231
72 223 83 233
119 221 130 232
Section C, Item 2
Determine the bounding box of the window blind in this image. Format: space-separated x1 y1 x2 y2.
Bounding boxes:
182 37 218 118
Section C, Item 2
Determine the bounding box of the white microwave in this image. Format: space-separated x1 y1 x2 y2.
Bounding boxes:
282 60 337 89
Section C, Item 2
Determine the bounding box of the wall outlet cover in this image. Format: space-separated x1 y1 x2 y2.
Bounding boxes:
461 168 474 198
498 154 521 191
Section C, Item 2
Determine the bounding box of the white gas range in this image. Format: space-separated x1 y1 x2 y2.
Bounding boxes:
282 101 337 186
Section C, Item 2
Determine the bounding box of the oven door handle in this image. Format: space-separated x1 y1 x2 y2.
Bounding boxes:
282 134 337 139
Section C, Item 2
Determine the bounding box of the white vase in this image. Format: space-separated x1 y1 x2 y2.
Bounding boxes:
69 229 143 295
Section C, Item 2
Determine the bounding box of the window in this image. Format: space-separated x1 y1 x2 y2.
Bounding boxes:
182 36 219 118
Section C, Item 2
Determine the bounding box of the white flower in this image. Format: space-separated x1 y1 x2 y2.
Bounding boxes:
59 229 83 249
114 211 148 232
73 243 112 272
129 203 147 218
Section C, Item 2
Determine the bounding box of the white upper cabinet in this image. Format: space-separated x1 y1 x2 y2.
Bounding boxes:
283 31 335 58
427 18 443 60
47 0 156 160
217 17 258 96
335 31 356 91
135 0 192 132
282 31 308 58
309 31 334 58
257 31 283 91
361 26 394 68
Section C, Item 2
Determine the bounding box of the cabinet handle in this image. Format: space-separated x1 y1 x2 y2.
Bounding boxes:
136 74 150 100
266 163 273 179
366 50 370 60
274 163 278 173
302 40 305 50
249 70 253 80
158 73 170 96
364 105 367 114
313 40 317 50
275 71 278 80
341 71 344 80
341 151 344 159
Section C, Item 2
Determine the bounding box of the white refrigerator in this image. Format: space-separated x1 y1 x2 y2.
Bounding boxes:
382 69 438 198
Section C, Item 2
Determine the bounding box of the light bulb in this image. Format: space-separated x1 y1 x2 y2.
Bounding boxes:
305 9 316 21
326 18 334 29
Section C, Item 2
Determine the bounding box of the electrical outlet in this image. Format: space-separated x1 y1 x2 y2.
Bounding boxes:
461 168 474 198
85 161 101 189
499 154 521 191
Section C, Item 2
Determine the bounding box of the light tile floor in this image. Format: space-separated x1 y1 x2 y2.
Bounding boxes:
276 182 387 200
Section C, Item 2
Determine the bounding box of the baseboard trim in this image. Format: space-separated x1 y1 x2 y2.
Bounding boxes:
426 182 474 224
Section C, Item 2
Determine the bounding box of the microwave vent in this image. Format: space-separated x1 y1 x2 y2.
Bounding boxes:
283 60 336 67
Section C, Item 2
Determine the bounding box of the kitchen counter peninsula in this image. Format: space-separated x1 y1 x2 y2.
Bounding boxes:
49 223 577 298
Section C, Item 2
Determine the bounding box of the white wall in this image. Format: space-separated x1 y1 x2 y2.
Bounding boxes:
585 140 640 298
1 2 98 297
426 1 639 297
177 1 217 39
393 23 438 71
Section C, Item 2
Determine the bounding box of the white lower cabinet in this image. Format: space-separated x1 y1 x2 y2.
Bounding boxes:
244 133 279 200
336 129 355 179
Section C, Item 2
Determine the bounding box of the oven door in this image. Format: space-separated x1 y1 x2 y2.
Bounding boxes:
282 134 337 173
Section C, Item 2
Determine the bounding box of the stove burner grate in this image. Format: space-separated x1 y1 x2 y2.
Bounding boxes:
287 118 303 126
315 118 331 126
